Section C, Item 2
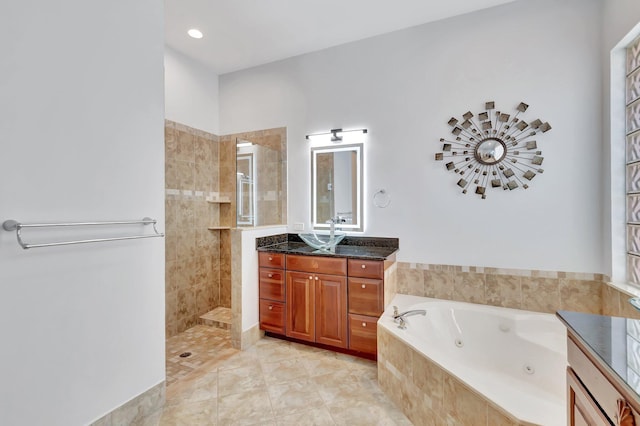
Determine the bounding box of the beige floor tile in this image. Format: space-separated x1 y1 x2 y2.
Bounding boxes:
275 407 336 426
163 326 410 426
313 371 374 405
302 354 359 377
217 348 259 371
327 401 405 426
267 378 325 417
218 389 275 426
261 357 310 385
218 364 266 396
165 369 218 408
254 338 299 360
144 400 216 426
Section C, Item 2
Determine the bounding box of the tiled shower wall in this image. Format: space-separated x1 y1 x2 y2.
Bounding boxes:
396 262 640 320
165 120 222 337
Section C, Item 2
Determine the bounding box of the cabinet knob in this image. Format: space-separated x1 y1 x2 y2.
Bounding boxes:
268 256 273 261
362 322 367 327
361 284 366 289
315 276 319 280
309 276 313 280
268 273 273 278
361 264 366 269
268 305 273 310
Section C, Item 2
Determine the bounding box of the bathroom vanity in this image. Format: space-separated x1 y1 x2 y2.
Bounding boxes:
557 311 640 426
256 234 398 357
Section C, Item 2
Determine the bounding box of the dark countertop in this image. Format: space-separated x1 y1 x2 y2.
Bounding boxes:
255 234 399 261
557 310 640 401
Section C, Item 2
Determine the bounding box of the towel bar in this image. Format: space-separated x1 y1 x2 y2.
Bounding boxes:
2 217 164 249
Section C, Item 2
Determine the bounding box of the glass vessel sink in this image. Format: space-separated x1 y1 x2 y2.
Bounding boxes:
298 232 346 251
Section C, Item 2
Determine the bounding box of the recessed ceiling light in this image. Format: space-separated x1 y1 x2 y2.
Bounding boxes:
187 29 203 39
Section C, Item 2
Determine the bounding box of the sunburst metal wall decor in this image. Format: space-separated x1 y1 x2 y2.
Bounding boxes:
435 101 552 199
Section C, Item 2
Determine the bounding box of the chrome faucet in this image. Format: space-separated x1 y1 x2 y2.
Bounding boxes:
392 306 426 329
327 216 346 243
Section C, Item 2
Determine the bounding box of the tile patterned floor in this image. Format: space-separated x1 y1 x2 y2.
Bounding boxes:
165 325 236 387
158 326 412 425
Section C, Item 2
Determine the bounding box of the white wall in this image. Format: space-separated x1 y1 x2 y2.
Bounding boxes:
601 1 640 281
220 0 603 273
0 2 165 425
165 46 220 134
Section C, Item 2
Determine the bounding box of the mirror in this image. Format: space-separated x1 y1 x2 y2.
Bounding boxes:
475 138 506 165
236 135 286 227
311 144 363 232
236 150 255 226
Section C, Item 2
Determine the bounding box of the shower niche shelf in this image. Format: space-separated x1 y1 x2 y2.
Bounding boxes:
207 198 233 231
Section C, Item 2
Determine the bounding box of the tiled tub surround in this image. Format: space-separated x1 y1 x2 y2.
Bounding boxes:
378 294 567 425
165 120 223 337
396 262 640 320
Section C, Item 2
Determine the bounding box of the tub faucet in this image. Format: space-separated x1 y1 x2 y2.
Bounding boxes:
392 306 426 329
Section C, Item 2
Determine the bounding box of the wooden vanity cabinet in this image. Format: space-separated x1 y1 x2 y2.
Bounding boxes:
258 253 286 334
285 255 348 349
347 259 384 355
567 335 640 426
285 271 315 342
259 251 388 356
314 273 348 348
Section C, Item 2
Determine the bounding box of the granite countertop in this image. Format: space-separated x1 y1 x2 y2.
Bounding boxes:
557 310 640 401
255 233 399 261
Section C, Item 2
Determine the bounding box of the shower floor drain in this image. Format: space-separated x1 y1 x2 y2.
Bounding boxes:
179 352 192 358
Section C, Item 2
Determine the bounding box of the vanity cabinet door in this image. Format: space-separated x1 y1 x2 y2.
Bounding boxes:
259 268 285 301
259 300 285 335
348 259 383 279
259 252 285 269
567 367 611 426
286 271 315 342
315 273 348 349
348 314 378 355
348 277 384 316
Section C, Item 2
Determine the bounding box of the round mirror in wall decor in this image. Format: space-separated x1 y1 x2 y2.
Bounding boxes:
435 101 552 199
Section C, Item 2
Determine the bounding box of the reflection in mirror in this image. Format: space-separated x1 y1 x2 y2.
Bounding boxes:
475 138 507 165
236 136 286 227
311 144 363 232
236 150 254 226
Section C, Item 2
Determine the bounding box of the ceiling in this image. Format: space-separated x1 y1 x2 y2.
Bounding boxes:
165 0 516 75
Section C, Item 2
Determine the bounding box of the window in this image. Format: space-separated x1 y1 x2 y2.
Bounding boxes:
626 35 640 284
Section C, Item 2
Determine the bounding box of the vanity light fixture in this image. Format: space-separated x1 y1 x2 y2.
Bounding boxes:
187 28 204 39
306 128 367 143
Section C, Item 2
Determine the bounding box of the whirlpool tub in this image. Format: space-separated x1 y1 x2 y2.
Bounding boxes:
377 294 567 425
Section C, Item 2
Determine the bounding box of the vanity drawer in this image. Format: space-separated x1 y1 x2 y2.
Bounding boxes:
259 252 285 269
259 268 285 301
348 278 384 316
286 254 347 276
568 336 640 424
348 314 378 355
348 259 384 279
260 300 285 334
